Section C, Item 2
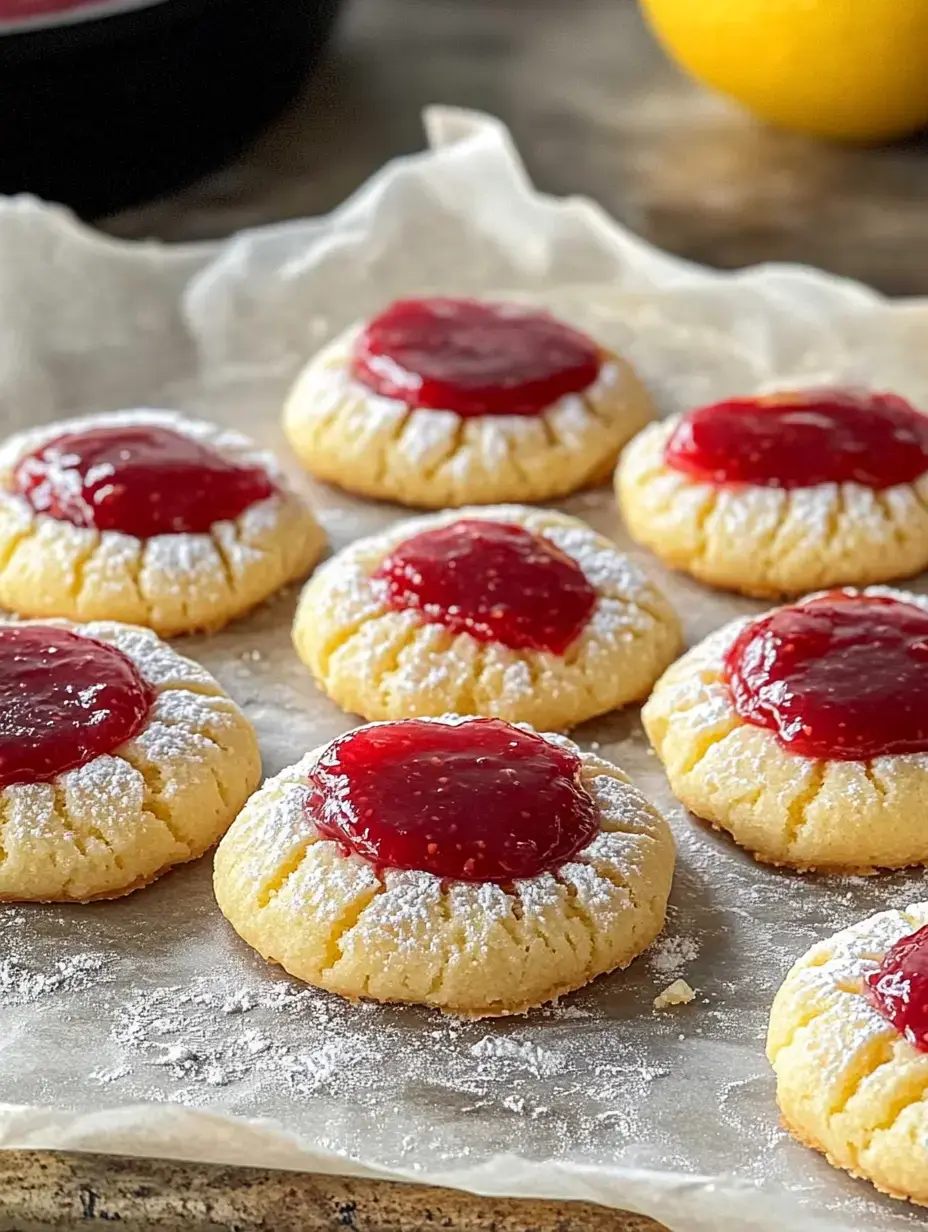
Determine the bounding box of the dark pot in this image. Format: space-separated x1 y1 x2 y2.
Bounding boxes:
0 0 344 217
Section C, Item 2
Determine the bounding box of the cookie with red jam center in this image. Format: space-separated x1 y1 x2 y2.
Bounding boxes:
14 422 276 538
0 618 261 903
617 387 928 596
0 409 326 635
723 592 928 762
310 718 598 881
351 298 601 419
643 587 928 873
213 715 675 1017
372 518 596 656
665 390 928 491
769 903 928 1207
0 623 155 791
866 922 928 1052
292 505 681 731
283 296 656 508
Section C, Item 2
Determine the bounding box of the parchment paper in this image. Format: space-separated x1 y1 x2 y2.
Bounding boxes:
1 109 928 1232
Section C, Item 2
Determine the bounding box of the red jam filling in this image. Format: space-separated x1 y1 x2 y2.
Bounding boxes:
373 519 596 655
14 424 275 538
866 924 928 1053
307 718 598 882
723 593 928 761
0 625 155 790
351 297 601 418
664 389 928 490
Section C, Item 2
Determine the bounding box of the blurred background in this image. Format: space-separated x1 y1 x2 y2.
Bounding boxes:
4 0 928 293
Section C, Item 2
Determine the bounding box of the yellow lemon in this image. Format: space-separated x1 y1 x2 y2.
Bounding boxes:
640 0 928 142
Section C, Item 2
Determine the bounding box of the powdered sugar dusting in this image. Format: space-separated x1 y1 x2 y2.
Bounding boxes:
84 620 222 693
649 934 701 978
469 1035 567 1078
0 951 112 1006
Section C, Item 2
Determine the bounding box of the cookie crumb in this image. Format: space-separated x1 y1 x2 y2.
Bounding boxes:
653 978 696 1009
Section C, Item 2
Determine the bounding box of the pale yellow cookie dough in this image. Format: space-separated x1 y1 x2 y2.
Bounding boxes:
0 619 261 903
617 416 928 597
642 588 928 873
768 903 928 1206
293 505 681 731
283 322 655 508
213 722 675 1017
0 410 326 636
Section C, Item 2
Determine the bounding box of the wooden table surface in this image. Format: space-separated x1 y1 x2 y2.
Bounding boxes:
105 0 928 296
14 2 925 1228
0 1153 666 1231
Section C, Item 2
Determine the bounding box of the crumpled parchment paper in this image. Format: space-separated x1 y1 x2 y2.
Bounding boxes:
1 109 927 1232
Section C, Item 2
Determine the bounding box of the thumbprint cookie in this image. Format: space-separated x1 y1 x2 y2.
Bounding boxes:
617 388 928 596
292 505 680 731
643 587 928 873
0 409 326 635
213 715 675 1017
283 297 655 507
769 903 928 1206
0 618 261 901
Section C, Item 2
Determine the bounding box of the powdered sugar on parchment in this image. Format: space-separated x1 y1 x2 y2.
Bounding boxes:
108 978 371 1094
649 934 701 978
0 951 111 1006
469 1035 568 1078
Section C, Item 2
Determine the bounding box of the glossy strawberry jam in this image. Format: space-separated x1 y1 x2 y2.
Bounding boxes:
351 297 601 418
0 624 155 790
724 593 928 761
373 519 596 655
307 718 598 882
14 423 275 538
665 389 928 490
866 924 928 1053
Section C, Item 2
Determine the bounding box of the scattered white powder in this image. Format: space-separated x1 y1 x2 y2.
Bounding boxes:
222 990 258 1014
649 934 701 978
544 1004 592 1020
500 1094 549 1118
0 952 111 1006
104 975 418 1100
89 1065 130 1084
469 1036 567 1079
